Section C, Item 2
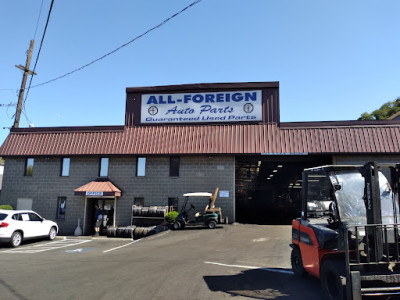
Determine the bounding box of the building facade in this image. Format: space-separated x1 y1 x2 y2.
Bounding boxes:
1 82 400 234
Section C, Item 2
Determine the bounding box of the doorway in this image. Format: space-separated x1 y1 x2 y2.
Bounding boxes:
235 155 332 224
87 198 115 235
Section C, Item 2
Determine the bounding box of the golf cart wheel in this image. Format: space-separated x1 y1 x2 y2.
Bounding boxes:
173 221 181 230
10 231 22 248
320 259 346 300
290 246 305 277
207 220 217 229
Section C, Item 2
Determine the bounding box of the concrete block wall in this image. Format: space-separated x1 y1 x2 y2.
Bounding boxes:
0 155 235 235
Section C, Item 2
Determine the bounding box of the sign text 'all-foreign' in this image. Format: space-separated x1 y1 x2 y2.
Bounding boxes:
140 90 262 124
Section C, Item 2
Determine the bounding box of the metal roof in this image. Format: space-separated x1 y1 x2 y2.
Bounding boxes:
1 122 400 156
74 180 121 197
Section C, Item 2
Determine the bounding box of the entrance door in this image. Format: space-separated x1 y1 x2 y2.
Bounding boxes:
90 199 114 235
99 199 114 234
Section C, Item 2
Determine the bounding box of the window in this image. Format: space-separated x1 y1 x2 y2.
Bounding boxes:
28 213 42 221
57 197 66 220
136 157 146 177
134 197 144 207
61 158 70 177
25 158 34 176
12 214 21 221
169 156 180 177
168 197 179 211
99 157 109 177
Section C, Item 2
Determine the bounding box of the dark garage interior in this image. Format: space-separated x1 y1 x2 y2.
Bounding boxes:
235 155 332 224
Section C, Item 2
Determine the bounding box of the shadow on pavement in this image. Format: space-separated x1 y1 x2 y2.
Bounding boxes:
204 268 322 299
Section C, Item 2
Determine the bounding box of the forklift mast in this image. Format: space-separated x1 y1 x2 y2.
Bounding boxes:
361 162 383 226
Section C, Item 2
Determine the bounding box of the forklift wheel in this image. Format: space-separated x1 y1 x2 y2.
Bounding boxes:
290 247 305 277
173 222 181 230
207 220 217 229
320 260 346 300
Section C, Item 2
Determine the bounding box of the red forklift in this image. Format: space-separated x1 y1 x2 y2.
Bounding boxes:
291 162 400 299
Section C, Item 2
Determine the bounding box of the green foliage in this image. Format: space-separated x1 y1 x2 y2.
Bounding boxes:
0 157 4 164
165 211 179 223
358 98 400 120
0 205 13 210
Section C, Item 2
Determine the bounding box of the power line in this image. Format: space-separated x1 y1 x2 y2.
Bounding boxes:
23 0 55 110
0 103 17 107
31 0 203 89
33 0 45 40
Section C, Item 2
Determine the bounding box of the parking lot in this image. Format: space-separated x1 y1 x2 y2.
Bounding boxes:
0 224 322 299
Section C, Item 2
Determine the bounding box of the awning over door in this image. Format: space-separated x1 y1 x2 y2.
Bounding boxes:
74 180 121 197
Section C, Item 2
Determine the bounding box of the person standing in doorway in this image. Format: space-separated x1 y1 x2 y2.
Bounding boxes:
94 204 103 236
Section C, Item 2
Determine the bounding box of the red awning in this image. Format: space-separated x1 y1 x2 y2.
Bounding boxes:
74 180 121 197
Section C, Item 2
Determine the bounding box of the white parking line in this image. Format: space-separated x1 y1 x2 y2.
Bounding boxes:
103 239 142 253
2 239 92 254
102 230 170 253
204 261 294 275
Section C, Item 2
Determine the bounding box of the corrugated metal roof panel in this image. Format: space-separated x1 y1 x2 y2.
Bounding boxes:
1 123 400 156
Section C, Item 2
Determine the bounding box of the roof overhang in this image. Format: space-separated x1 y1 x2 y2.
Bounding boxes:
74 180 121 197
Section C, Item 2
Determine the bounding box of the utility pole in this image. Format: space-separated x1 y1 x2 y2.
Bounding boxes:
13 39 36 128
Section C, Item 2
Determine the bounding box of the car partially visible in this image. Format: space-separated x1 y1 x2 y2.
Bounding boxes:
0 209 58 247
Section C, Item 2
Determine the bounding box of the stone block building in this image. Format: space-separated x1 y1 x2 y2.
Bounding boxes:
1 82 400 235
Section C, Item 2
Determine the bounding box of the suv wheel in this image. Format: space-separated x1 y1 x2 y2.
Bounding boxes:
49 227 57 240
10 231 22 248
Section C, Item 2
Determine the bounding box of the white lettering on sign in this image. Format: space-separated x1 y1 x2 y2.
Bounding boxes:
86 191 103 196
141 90 262 124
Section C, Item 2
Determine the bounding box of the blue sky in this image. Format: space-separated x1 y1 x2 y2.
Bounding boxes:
1 0 399 145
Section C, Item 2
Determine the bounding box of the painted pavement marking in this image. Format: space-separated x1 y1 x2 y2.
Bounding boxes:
103 238 142 253
2 239 92 254
204 261 294 275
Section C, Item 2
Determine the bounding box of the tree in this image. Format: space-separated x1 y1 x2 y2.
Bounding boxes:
358 98 400 120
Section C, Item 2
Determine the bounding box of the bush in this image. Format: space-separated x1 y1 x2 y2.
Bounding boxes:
0 205 13 210
165 211 179 223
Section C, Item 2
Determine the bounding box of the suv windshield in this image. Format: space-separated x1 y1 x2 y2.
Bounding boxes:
330 170 399 226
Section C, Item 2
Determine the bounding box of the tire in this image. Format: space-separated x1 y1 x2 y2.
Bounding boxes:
124 227 134 238
207 220 217 229
107 227 117 237
320 260 346 300
10 231 22 248
142 228 150 237
173 222 181 230
48 227 57 240
135 227 144 239
291 247 305 277
117 227 126 237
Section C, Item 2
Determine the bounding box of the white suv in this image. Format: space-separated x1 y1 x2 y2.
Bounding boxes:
0 209 58 247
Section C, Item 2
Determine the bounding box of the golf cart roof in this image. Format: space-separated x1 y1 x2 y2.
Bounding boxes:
183 192 213 197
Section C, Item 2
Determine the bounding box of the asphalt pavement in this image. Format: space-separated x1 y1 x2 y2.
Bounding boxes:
0 224 323 300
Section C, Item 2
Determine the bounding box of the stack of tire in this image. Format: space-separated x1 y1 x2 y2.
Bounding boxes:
107 225 156 239
132 206 169 218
